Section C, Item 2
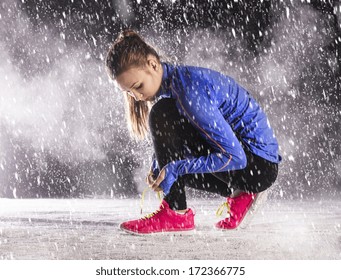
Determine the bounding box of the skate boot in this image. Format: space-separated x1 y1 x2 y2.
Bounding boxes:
120 200 195 235
215 191 267 230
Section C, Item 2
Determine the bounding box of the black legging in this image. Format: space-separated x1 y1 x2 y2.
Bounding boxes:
149 98 278 210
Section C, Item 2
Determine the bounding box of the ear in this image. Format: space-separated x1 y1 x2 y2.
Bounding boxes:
147 55 159 71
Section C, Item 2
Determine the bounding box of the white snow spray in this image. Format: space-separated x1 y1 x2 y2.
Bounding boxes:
252 2 340 199
0 3 109 163
0 0 148 197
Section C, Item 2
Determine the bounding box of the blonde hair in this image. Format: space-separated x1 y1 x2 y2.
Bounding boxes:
105 29 160 140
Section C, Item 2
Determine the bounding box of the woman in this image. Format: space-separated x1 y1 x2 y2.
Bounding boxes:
105 29 281 235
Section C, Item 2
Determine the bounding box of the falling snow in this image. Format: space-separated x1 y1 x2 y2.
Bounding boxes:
0 0 340 259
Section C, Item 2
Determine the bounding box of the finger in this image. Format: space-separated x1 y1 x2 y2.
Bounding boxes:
151 183 158 191
150 168 166 191
151 182 162 191
147 175 155 185
153 187 162 192
154 171 165 186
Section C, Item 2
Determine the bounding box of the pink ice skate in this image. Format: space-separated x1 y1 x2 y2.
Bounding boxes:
120 200 195 235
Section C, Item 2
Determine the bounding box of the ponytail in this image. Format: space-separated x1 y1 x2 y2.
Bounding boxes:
105 29 160 140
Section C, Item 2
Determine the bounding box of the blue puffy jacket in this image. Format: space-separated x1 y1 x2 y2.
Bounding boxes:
151 62 281 195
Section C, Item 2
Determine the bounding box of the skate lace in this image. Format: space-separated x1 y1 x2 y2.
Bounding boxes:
140 186 163 215
216 201 231 217
141 203 165 220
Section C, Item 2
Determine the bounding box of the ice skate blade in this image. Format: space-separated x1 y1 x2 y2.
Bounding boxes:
119 224 196 236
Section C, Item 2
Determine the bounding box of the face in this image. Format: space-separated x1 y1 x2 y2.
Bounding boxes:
116 56 163 102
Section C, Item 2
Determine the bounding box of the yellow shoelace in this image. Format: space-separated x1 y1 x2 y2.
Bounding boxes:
140 186 163 215
216 201 231 217
141 203 165 220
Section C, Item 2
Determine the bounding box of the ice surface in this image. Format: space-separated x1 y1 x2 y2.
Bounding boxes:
0 198 340 260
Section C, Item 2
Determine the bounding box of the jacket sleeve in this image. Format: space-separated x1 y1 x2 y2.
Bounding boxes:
159 71 247 195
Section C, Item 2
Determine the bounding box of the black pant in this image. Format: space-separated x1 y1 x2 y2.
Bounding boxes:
149 98 278 210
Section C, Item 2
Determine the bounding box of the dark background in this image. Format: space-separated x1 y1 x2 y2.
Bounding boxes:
0 0 340 199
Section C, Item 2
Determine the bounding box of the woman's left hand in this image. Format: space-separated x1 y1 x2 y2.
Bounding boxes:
150 167 166 192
